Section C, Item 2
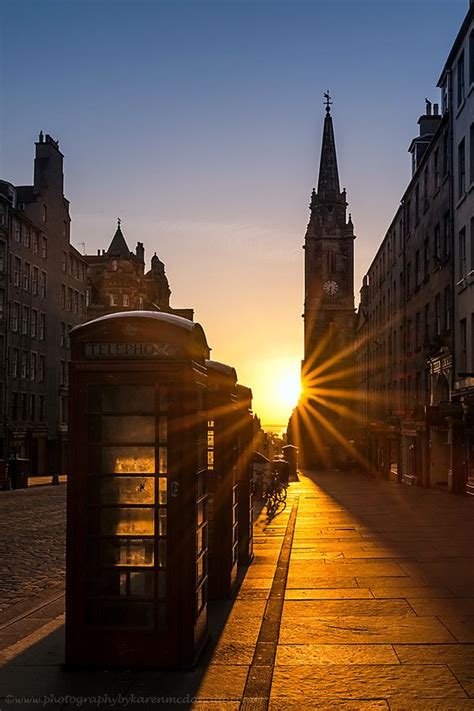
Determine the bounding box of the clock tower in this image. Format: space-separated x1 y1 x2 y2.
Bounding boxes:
298 95 356 467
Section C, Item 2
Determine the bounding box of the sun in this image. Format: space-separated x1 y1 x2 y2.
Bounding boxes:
275 368 301 410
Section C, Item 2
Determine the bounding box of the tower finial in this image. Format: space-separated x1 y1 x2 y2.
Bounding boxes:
324 90 332 114
117 217 121 229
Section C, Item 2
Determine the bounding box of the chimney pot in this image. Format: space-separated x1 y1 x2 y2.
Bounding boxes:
433 103 439 115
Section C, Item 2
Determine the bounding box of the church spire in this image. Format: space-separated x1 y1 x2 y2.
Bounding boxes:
317 92 341 197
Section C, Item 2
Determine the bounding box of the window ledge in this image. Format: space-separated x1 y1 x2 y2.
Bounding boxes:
468 82 474 98
468 182 474 195
456 191 468 209
456 97 466 118
456 277 467 293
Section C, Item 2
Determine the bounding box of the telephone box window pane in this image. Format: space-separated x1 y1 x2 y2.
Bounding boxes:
158 508 167 536
158 477 167 505
158 447 167 474
129 571 154 597
101 416 155 444
158 416 168 443
100 477 155 505
197 555 204 583
159 387 168 412
207 450 214 470
158 571 166 599
157 539 167 568
101 507 155 536
102 539 154 567
101 385 154 414
101 446 155 473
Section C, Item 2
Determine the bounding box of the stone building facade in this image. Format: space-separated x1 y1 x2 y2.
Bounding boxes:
0 133 87 474
356 2 474 494
85 222 193 322
437 4 474 494
356 105 454 489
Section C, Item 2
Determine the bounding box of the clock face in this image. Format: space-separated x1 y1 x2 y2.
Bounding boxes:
323 280 339 295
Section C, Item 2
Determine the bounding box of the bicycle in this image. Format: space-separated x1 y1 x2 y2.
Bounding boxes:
262 470 287 519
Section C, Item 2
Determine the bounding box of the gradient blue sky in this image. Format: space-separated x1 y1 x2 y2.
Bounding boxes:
0 0 468 426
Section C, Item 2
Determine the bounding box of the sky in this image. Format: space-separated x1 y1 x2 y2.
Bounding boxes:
0 0 469 428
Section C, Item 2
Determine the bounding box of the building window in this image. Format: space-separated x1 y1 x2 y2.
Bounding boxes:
423 237 429 278
12 302 19 332
41 236 47 258
459 227 467 279
30 352 37 381
22 224 30 248
40 271 47 298
443 131 449 175
111 259 118 272
62 252 67 272
470 30 474 86
442 212 450 257
12 392 19 421
11 349 19 378
444 286 451 332
38 355 45 382
13 257 21 287
424 304 430 344
406 262 411 297
13 220 20 242
434 149 439 189
22 306 29 335
30 394 36 422
60 322 66 347
21 351 28 380
42 204 47 223
138 296 144 310
32 231 39 254
31 309 38 338
471 216 474 271
406 200 411 234
79 293 84 315
0 289 4 320
32 267 39 295
39 313 46 340
423 168 428 209
459 138 466 198
435 294 441 336
39 395 45 421
23 263 30 291
470 123 474 185
415 312 421 349
60 396 68 425
414 184 419 222
86 288 91 307
457 51 465 107
0 242 5 273
73 290 78 315
123 293 130 307
67 287 72 311
460 318 467 371
109 293 117 306
415 250 420 287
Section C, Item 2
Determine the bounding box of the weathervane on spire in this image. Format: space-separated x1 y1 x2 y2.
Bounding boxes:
324 90 332 114
117 217 121 229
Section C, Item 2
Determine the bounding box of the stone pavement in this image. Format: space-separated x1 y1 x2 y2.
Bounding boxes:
0 485 66 618
1 470 474 709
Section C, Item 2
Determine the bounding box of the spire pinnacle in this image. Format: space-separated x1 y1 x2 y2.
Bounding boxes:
324 90 332 115
317 95 340 196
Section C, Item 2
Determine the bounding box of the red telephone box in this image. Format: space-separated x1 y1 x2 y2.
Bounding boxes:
205 360 239 600
66 312 210 668
235 384 254 566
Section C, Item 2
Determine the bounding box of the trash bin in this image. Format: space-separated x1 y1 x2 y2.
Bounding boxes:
66 311 212 669
272 458 289 487
8 458 29 489
282 444 298 481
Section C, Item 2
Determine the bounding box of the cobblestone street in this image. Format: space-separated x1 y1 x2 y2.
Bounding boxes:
0 485 65 618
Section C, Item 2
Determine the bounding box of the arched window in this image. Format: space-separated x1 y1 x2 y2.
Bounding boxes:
327 251 336 274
